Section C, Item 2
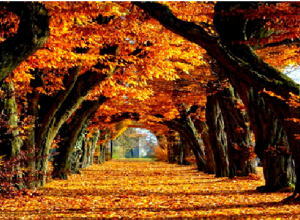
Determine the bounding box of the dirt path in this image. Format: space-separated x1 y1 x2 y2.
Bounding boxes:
0 161 299 219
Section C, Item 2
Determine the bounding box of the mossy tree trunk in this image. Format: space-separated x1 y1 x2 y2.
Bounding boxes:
70 119 89 175
213 2 299 195
0 2 49 183
218 85 256 178
81 137 90 169
232 81 295 191
90 131 100 165
0 82 22 158
206 92 229 177
136 2 300 198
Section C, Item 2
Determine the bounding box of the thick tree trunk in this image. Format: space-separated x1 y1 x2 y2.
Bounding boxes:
232 80 295 191
0 82 23 188
193 119 216 174
0 2 49 82
96 144 106 164
0 82 22 158
213 2 299 195
90 131 100 165
81 138 90 169
206 93 229 177
136 2 300 197
262 150 295 192
32 47 117 186
96 130 109 164
218 85 256 178
53 96 107 179
70 120 88 175
166 131 177 163
164 117 207 171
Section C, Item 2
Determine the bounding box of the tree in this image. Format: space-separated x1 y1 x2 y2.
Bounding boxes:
0 2 49 83
2 1 300 199
135 2 300 198
0 2 49 162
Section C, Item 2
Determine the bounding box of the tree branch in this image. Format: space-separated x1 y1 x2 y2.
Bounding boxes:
0 2 49 82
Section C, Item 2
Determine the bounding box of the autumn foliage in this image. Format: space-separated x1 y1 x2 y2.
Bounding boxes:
151 145 168 162
1 2 300 217
0 161 299 219
0 149 54 197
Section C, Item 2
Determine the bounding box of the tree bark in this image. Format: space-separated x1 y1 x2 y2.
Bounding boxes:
136 2 300 198
213 2 299 195
30 45 118 186
0 82 22 158
218 85 256 178
81 137 90 169
0 2 49 83
90 131 100 165
53 96 107 179
166 131 177 163
96 129 109 164
163 117 207 171
206 92 229 177
193 119 216 174
232 80 296 191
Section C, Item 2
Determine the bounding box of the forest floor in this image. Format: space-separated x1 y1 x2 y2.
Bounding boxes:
0 161 299 219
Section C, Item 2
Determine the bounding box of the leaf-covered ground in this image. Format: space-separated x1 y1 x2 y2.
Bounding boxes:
0 161 299 219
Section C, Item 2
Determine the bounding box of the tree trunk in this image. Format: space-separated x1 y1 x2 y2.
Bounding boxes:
96 129 109 164
193 119 216 174
28 43 119 186
164 117 207 171
53 96 107 179
179 137 193 165
80 137 89 169
97 144 106 164
213 2 299 195
0 2 49 83
0 82 23 188
0 82 22 158
136 2 300 197
206 93 229 177
23 66 81 185
102 145 107 162
218 85 256 178
90 131 100 165
232 80 295 191
178 141 185 165
166 131 177 163
172 132 181 163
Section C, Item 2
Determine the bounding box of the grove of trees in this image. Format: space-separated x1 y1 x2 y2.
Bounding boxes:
0 1 300 201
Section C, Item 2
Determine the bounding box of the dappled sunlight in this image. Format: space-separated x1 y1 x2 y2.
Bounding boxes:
0 161 299 219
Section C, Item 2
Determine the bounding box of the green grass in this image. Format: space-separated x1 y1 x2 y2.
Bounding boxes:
113 158 157 162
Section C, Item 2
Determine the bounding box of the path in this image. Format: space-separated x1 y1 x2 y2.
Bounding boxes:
0 161 299 219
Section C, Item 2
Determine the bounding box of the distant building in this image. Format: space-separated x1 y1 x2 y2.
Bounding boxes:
125 137 154 158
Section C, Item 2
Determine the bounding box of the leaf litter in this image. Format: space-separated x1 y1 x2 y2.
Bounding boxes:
0 161 299 219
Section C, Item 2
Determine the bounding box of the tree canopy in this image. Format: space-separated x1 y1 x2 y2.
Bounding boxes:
0 1 300 201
